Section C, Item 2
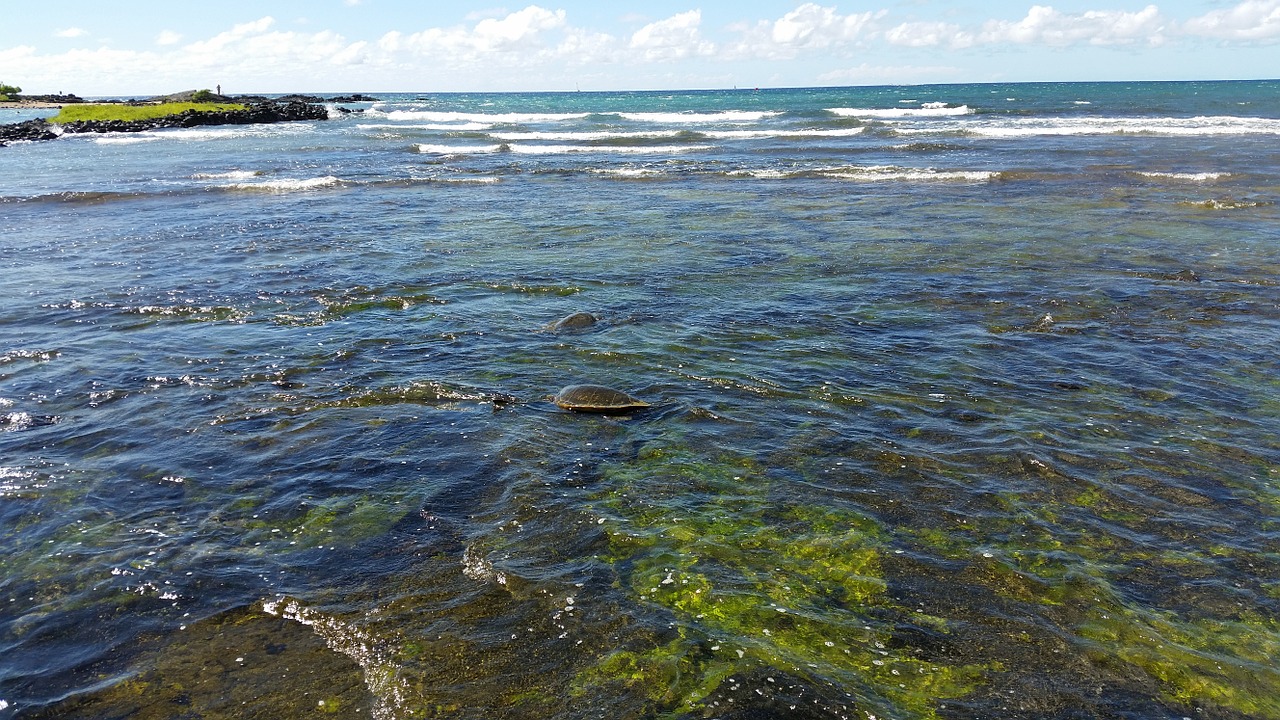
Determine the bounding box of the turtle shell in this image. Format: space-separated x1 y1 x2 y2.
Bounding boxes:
552 384 649 413
548 312 598 333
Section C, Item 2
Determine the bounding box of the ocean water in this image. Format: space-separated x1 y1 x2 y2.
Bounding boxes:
1 80 1278 719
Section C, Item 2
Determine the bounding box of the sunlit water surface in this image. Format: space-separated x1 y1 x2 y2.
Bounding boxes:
1 81 1279 720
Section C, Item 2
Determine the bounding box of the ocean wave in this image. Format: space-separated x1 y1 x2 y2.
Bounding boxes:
702 127 866 139
727 165 995 182
192 170 262 181
93 135 163 145
415 143 505 155
0 190 154 205
828 105 972 118
357 122 495 132
487 130 685 141
1178 197 1272 210
221 176 344 192
513 144 712 155
938 116 1280 138
615 110 783 123
380 110 590 123
415 143 712 155
1136 171 1229 182
588 168 666 179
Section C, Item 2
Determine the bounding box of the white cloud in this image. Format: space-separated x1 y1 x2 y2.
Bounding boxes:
184 17 277 55
728 4 884 59
6 4 1278 95
978 5 1167 47
885 21 973 49
771 4 880 47
55 27 89 38
630 10 715 61
398 5 567 61
1183 0 1280 41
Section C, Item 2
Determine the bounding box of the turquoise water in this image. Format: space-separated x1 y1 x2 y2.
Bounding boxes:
1 81 1279 719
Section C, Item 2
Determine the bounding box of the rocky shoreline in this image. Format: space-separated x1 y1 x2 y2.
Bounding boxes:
0 99 338 147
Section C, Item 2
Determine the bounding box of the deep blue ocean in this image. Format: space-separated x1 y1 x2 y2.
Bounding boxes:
1 80 1279 720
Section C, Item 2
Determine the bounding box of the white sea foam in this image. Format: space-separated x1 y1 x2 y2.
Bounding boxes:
93 135 162 145
726 165 995 182
415 143 504 154
827 105 972 118
358 122 495 132
263 598 410 720
508 144 711 155
416 141 710 156
423 176 500 185
2 412 34 431
703 127 866 139
589 168 665 178
927 115 1280 138
1136 171 1229 181
616 110 782 123
223 176 343 192
488 130 684 141
817 165 995 182
383 110 589 123
192 170 261 180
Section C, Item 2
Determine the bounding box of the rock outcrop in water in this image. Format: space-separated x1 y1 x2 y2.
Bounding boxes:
0 118 59 145
0 100 329 147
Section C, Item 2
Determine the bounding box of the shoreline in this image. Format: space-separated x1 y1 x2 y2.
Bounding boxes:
0 101 65 109
0 100 331 147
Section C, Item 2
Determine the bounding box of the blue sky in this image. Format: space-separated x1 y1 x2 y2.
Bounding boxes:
2 1 1278 94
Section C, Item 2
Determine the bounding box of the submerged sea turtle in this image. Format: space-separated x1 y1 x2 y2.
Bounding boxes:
551 384 649 413
548 312 598 333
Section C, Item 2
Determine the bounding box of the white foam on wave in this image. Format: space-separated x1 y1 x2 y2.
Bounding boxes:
358 122 495 132
703 127 866 139
383 109 589 123
616 110 783 123
726 165 995 182
1136 171 1229 181
510 143 712 155
420 176 500 185
818 165 995 182
93 135 162 145
488 129 683 141
263 598 410 720
589 168 665 179
416 142 710 155
192 170 261 180
415 143 504 155
2 412 34 432
932 115 1280 138
827 105 972 118
223 176 343 192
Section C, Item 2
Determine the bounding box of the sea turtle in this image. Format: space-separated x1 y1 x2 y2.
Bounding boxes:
548 312 598 333
551 384 649 413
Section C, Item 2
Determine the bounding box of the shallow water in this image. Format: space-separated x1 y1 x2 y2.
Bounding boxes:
2 81 1279 719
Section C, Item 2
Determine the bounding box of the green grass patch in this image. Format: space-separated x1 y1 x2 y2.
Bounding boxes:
51 102 246 124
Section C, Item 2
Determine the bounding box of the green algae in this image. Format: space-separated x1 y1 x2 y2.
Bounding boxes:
578 439 988 718
1078 586 1280 717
